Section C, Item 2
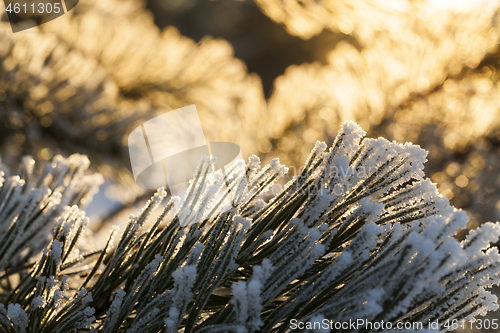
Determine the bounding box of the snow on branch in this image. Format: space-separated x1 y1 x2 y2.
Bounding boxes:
1 122 499 332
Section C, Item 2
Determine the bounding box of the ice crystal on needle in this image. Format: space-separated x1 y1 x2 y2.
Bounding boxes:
0 122 500 332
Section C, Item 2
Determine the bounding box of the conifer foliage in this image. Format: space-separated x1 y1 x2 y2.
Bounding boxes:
1 122 499 332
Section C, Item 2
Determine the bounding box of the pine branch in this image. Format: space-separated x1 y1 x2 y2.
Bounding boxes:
1 122 499 332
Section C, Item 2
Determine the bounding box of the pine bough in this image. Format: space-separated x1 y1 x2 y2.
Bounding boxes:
0 122 499 332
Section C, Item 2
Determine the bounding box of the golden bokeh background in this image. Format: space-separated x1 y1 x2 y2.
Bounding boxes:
1 1 500 329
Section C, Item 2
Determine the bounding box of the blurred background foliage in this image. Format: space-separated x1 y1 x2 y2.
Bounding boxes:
0 0 500 241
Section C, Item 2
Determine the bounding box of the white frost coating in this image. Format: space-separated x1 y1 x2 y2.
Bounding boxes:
152 188 167 205
231 260 273 332
52 289 64 309
348 221 383 261
164 307 180 332
83 293 93 306
333 121 367 159
273 119 500 325
2 122 500 331
0 304 10 328
463 222 500 254
340 121 366 143
234 159 246 169
477 289 500 315
270 158 280 170
330 156 350 179
46 276 58 290
248 155 260 165
231 282 249 324
361 288 385 316
164 265 197 332
50 240 63 267
315 141 328 152
128 307 160 333
269 158 288 177
359 197 384 218
234 216 252 229
7 304 27 333
31 296 46 309
76 306 95 328
172 196 181 206
304 194 334 226
103 289 126 332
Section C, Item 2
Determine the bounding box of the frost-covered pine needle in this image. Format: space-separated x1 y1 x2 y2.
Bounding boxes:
1 122 500 332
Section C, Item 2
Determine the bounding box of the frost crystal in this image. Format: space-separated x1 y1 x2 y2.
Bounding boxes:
1 122 500 332
7 304 27 333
